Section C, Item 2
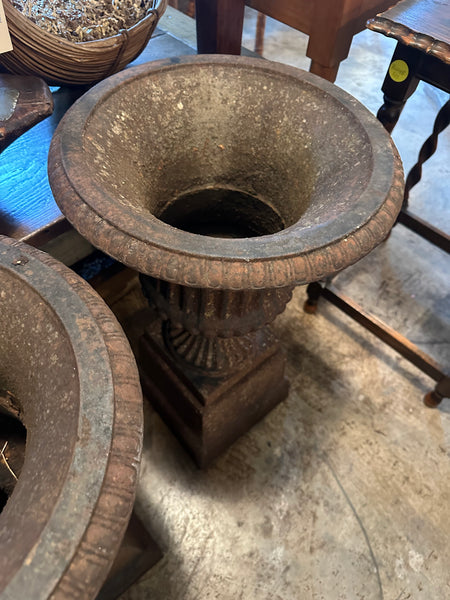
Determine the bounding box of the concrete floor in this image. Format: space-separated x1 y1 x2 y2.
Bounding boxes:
119 8 450 600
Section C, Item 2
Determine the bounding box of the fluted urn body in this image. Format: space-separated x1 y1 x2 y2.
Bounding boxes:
48 55 403 464
0 236 143 599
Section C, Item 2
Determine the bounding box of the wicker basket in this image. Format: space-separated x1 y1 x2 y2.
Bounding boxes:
0 0 167 86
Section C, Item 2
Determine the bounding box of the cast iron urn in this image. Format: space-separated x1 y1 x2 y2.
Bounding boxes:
48 55 404 466
0 236 142 599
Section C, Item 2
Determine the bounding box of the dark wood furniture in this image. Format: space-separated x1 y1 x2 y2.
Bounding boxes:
306 0 450 407
369 0 450 253
195 0 399 81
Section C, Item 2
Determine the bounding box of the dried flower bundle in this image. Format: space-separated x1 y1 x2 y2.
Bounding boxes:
11 0 158 42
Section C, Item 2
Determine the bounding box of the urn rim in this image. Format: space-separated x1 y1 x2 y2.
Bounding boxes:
49 54 404 290
0 236 142 599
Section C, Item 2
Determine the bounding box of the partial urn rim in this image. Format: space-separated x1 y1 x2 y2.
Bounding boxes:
0 236 142 599
49 54 404 290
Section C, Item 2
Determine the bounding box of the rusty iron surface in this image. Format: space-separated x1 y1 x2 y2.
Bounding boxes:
48 54 403 464
48 54 404 292
139 319 289 467
140 275 294 338
0 235 143 600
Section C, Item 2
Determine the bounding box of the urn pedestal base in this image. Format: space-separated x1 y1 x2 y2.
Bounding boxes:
139 320 289 467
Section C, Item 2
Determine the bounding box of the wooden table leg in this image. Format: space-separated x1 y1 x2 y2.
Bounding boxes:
404 98 450 203
195 0 245 54
424 376 450 408
307 0 364 82
376 43 450 253
309 61 340 83
376 44 421 134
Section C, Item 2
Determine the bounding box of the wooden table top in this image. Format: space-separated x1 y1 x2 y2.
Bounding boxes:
0 27 195 247
367 0 450 64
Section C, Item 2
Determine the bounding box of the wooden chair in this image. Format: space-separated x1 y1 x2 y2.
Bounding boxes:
195 0 399 82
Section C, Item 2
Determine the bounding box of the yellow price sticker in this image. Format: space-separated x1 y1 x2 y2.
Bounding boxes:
389 60 409 83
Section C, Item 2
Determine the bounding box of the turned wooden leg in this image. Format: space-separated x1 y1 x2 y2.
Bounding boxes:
403 99 450 203
377 94 408 134
424 376 450 408
376 43 420 135
304 282 323 314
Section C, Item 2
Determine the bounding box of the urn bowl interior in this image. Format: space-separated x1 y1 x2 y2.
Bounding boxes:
81 60 373 237
50 56 402 288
